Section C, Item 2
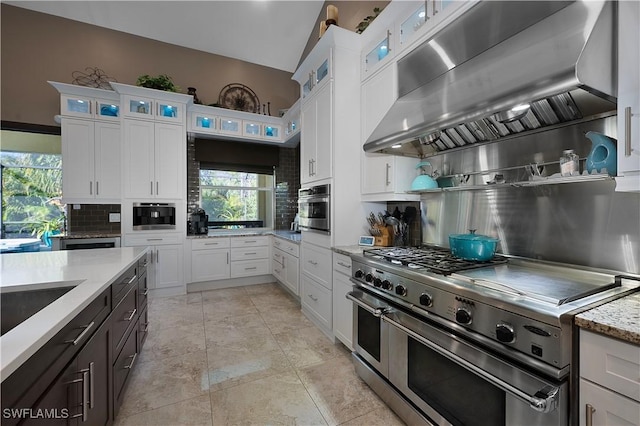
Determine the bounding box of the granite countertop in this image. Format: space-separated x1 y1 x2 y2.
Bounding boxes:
333 245 365 256
50 232 121 239
575 291 640 345
187 230 301 243
0 247 149 380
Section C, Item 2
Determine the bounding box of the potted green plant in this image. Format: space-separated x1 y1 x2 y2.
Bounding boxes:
356 7 383 34
31 216 64 247
135 74 180 92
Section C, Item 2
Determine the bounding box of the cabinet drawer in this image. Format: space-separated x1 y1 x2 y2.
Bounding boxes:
112 286 138 357
230 236 269 248
231 259 270 278
273 248 284 264
192 237 230 250
112 263 138 307
580 378 640 426
113 326 138 419
332 253 352 277
272 258 284 281
301 275 332 330
125 233 181 246
580 330 640 401
231 246 269 261
272 237 300 257
301 243 332 289
138 269 148 312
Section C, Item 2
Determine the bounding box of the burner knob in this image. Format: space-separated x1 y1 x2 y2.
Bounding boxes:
355 270 364 279
382 280 393 290
496 323 516 343
419 293 433 307
455 308 472 325
365 273 373 283
395 285 407 296
373 277 382 287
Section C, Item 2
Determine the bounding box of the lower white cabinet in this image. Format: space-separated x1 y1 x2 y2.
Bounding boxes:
191 248 230 282
230 236 269 278
579 329 640 426
300 273 332 332
332 252 353 350
124 233 184 295
272 240 300 296
301 242 332 289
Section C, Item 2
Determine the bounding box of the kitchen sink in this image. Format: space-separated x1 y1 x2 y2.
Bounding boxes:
1 286 75 336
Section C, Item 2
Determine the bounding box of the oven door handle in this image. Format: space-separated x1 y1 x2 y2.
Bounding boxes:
382 314 560 414
346 292 386 317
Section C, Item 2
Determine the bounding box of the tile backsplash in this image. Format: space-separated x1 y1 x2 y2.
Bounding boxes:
68 204 121 233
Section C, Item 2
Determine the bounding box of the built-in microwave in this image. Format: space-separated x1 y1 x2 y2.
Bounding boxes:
132 202 176 230
298 184 330 234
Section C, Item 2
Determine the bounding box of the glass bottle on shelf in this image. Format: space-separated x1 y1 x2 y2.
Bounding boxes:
560 149 579 176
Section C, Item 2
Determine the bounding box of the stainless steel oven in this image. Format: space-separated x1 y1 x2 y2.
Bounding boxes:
132 202 176 230
298 184 330 234
349 288 567 426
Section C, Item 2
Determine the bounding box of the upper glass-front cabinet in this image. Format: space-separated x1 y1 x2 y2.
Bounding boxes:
264 124 282 140
364 31 392 74
302 56 332 99
192 114 217 132
219 117 241 135
60 95 120 121
243 121 261 137
400 4 427 48
122 95 183 123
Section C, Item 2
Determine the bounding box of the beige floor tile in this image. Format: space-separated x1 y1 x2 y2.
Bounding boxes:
242 282 281 296
338 406 406 426
117 351 210 418
150 292 203 308
250 292 300 312
114 394 212 426
140 322 206 362
297 355 386 426
261 305 313 334
274 325 347 369
210 371 327 425
202 297 259 321
204 312 270 340
201 286 248 303
205 328 281 357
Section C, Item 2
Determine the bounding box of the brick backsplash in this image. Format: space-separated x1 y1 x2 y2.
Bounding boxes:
68 204 121 233
186 137 300 230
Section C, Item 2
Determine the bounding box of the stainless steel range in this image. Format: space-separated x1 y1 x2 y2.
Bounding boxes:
348 246 639 426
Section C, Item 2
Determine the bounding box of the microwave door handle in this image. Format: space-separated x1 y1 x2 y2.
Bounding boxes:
381 315 560 414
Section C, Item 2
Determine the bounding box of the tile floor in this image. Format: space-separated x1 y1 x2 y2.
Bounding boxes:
114 282 405 426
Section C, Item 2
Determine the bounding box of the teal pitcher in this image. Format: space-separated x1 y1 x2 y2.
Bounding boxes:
585 131 617 176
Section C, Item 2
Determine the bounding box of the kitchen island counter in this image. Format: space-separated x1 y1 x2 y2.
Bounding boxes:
575 290 640 345
0 247 149 380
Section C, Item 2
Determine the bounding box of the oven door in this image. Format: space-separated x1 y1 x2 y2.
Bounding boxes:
347 289 390 378
298 196 330 233
385 309 569 426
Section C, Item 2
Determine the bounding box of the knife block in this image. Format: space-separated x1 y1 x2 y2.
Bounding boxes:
373 225 393 247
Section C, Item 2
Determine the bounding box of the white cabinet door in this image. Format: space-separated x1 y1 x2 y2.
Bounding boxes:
301 242 332 290
123 119 155 198
93 121 121 200
62 118 94 200
154 122 184 199
362 63 396 141
282 251 300 295
301 96 316 183
314 82 333 182
617 0 640 178
154 244 183 289
300 273 332 331
580 379 640 426
191 248 230 282
332 264 353 350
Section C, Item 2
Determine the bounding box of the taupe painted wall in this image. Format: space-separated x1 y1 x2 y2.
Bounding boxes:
1 4 300 127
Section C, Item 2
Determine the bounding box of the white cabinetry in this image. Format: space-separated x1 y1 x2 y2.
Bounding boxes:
230 236 270 278
122 120 184 199
616 0 640 191
60 119 121 203
282 99 301 144
332 252 353 349
300 241 333 339
49 82 122 204
272 236 300 296
191 238 231 282
300 82 332 184
124 234 184 297
579 329 640 426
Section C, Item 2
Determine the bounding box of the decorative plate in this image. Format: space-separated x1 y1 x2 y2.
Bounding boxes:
219 83 260 113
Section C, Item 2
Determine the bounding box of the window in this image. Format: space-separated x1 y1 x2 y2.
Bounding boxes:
199 169 274 229
1 151 65 241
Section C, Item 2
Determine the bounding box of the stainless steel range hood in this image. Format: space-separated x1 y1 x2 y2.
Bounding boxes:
364 0 617 158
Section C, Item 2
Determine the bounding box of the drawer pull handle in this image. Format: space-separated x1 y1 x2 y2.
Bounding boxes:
147 238 163 241
337 262 351 269
586 404 595 426
89 362 95 409
141 322 149 332
142 289 149 296
125 308 137 322
204 242 219 246
245 266 257 270
66 322 95 346
124 352 138 369
308 260 318 266
245 252 257 255
308 294 318 302
126 275 137 285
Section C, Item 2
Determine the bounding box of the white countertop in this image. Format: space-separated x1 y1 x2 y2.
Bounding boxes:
0 247 149 381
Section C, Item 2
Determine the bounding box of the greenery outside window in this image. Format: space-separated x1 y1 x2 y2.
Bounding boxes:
1 151 65 243
200 169 274 230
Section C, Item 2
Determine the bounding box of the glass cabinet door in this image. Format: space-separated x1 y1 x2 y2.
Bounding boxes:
156 101 181 122
243 121 261 137
264 124 281 140
193 114 217 131
303 74 313 98
219 117 241 135
96 99 120 120
365 32 391 73
125 96 153 119
400 4 427 47
61 95 93 118
316 59 330 86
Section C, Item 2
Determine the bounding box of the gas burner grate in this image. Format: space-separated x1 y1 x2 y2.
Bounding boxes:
363 246 508 275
